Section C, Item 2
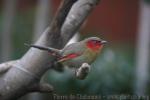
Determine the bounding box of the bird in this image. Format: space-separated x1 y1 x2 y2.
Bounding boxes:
25 37 107 68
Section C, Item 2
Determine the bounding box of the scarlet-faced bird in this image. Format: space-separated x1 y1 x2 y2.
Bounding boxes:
25 37 107 68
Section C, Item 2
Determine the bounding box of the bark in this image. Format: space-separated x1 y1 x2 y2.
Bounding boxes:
0 0 101 100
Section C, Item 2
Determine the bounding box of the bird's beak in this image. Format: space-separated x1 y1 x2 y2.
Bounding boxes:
101 40 107 44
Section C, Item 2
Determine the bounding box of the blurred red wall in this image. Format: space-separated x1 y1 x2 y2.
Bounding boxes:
86 0 139 43
0 0 139 43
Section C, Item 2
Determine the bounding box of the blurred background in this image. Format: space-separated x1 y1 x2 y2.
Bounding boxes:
0 0 150 100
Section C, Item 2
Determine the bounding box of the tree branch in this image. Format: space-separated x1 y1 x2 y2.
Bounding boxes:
61 0 100 44
75 63 91 80
0 0 101 99
0 0 77 99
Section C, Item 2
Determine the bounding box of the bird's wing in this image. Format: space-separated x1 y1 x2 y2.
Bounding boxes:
58 42 85 62
57 53 81 63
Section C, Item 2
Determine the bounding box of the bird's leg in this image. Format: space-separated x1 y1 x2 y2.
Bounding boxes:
75 63 91 80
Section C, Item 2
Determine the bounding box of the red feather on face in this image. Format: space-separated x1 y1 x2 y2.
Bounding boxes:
86 40 103 51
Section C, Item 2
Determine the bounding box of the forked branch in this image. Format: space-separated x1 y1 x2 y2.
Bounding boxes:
0 0 101 100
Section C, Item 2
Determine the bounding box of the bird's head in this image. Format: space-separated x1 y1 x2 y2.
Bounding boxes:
83 37 107 51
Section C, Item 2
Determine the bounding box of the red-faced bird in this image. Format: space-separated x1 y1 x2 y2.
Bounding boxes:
25 37 107 68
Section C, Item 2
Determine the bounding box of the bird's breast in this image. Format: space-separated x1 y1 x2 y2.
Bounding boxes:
83 48 100 64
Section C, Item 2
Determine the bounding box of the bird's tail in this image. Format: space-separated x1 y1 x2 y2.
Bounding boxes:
24 43 61 57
